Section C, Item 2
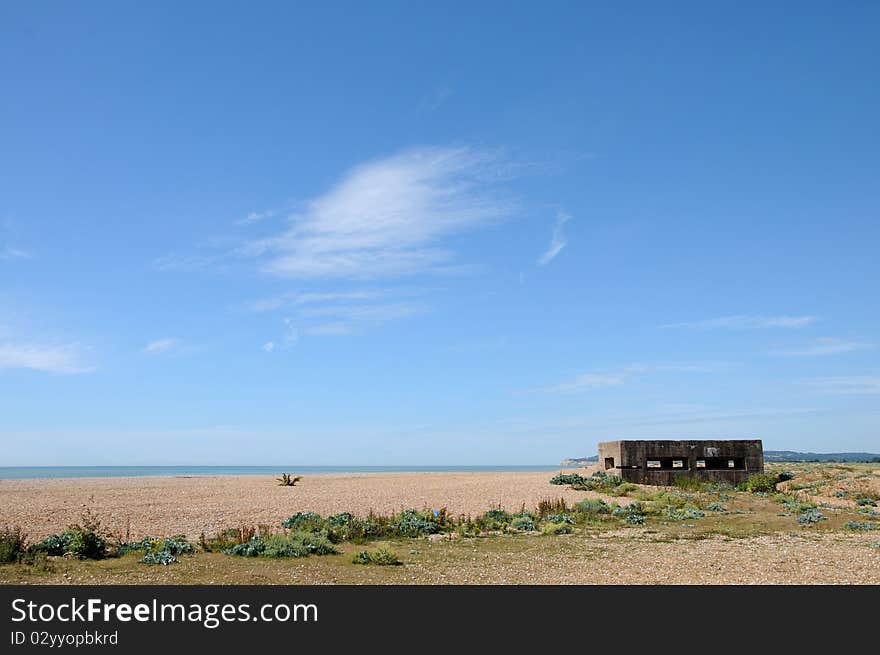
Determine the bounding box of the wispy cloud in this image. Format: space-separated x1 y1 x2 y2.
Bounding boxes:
1 246 30 260
418 85 454 112
772 337 872 357
535 363 715 394
243 146 512 279
143 338 179 355
0 343 91 374
538 211 570 265
262 341 275 353
237 209 277 225
153 253 219 272
244 290 387 313
661 315 817 330
805 376 880 395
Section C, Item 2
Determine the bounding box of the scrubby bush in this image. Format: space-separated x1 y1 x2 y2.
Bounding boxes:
613 503 648 525
140 551 179 565
351 547 400 565
706 503 727 512
510 516 536 532
281 512 324 531
845 521 879 531
227 530 338 558
544 513 574 525
796 509 827 524
541 522 573 535
225 536 266 557
574 499 611 515
537 498 569 518
276 473 301 486
550 471 627 493
0 526 27 563
36 512 107 560
673 476 710 493
550 473 589 486
119 535 194 557
664 507 705 521
856 498 878 507
738 474 779 494
389 509 440 537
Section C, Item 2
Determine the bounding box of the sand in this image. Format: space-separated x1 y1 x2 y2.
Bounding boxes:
0 470 595 540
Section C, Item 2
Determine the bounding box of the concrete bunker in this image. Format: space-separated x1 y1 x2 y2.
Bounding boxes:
597 439 763 486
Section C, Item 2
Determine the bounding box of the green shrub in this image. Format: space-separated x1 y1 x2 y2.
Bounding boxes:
225 536 266 557
281 512 324 531
351 550 372 565
574 499 611 515
664 507 705 521
37 514 107 560
545 513 574 524
388 509 440 537
541 522 573 535
119 535 194 557
738 474 779 494
140 551 179 565
706 503 727 512
613 503 648 525
845 521 878 531
0 526 27 563
673 476 709 492
351 547 400 565
856 498 877 507
550 473 588 486
510 516 536 531
796 509 827 524
231 531 338 559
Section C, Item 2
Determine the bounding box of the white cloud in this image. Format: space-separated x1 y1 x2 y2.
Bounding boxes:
143 338 179 355
237 209 277 225
772 337 872 357
153 253 218 272
537 363 714 394
805 377 880 395
538 211 570 265
245 146 512 279
661 315 817 330
244 290 386 312
262 341 275 352
1 246 30 260
418 85 454 112
0 343 91 374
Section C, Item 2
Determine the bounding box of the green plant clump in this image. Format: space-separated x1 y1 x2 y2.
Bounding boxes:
510 516 536 532
845 521 879 531
281 512 324 531
351 547 401 565
0 526 27 564
140 551 179 565
541 522 573 535
797 509 827 524
738 474 779 494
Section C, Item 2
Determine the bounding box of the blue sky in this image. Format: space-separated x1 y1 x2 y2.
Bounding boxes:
1 2 878 465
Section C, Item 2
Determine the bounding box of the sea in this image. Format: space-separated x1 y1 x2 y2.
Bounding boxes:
0 465 563 480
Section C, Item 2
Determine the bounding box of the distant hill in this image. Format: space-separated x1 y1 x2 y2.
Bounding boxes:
764 451 880 463
560 456 598 466
560 451 880 466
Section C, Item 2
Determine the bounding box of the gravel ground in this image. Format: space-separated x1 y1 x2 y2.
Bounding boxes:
0 470 600 540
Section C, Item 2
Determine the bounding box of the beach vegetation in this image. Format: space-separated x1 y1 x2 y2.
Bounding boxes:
738 474 779 494
351 547 400 565
0 526 27 564
276 473 302 487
